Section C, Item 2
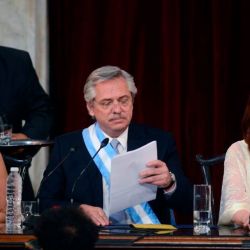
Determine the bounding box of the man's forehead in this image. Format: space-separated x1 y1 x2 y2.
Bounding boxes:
94 78 130 96
95 76 126 86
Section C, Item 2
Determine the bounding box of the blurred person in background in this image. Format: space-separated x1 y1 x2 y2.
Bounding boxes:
219 95 250 228
33 207 98 250
0 46 54 200
0 153 7 222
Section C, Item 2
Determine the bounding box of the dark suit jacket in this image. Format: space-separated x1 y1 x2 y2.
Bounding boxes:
0 46 53 139
38 123 193 223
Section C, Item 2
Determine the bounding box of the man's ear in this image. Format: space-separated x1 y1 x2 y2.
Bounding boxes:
86 101 94 117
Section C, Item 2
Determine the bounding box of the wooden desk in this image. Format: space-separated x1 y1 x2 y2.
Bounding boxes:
97 235 250 249
0 225 250 249
0 234 35 249
96 226 250 249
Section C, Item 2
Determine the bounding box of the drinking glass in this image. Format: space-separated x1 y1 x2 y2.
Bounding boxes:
193 184 211 234
21 201 39 223
0 115 12 144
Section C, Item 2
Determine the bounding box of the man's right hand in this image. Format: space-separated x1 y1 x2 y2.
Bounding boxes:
79 204 109 226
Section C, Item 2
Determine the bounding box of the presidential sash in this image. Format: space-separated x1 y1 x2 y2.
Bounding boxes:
82 122 160 224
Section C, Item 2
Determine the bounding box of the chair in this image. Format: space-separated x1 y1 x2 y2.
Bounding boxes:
195 153 225 225
0 139 54 201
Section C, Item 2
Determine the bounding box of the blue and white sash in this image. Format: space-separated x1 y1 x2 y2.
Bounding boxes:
82 122 160 224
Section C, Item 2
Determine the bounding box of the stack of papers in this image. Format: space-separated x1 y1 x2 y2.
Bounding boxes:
109 141 158 214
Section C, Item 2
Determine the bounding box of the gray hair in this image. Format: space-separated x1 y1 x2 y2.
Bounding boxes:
83 65 137 102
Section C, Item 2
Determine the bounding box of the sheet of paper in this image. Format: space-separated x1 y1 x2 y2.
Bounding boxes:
109 141 157 214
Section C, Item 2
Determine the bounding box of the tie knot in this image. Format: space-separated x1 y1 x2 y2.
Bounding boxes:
110 139 120 153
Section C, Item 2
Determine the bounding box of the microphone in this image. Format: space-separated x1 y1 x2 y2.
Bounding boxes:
23 146 77 229
70 138 109 204
36 146 77 202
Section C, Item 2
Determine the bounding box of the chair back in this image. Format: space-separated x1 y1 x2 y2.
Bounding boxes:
195 154 225 225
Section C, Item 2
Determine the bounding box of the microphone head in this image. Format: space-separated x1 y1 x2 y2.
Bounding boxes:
69 147 77 152
100 138 109 148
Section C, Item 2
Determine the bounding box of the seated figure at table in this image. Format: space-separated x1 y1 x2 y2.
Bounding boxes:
219 95 250 228
38 65 193 226
0 153 7 223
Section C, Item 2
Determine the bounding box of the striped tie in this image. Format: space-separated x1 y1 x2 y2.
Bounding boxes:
110 139 120 154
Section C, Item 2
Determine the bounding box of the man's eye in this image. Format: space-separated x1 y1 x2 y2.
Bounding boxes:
120 98 129 105
101 101 112 107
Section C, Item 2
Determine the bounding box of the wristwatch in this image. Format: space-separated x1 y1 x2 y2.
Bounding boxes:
161 171 176 189
168 171 176 187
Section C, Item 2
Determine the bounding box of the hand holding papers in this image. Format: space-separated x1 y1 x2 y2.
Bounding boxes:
109 141 157 214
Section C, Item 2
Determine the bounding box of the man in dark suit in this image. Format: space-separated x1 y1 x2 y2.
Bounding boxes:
38 66 193 225
0 46 53 200
0 46 53 139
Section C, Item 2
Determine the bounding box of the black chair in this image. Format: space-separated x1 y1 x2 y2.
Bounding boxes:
195 153 225 225
0 139 54 201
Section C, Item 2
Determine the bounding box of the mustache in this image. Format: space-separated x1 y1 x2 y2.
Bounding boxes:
109 115 126 120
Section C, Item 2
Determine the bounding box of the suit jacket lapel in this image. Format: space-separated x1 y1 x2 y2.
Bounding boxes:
127 123 147 151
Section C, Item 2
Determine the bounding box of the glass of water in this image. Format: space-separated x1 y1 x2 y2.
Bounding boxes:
0 124 12 145
193 184 211 234
21 200 39 227
0 114 12 145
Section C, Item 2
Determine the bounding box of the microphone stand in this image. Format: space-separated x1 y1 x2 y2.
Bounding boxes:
70 138 109 204
36 147 76 212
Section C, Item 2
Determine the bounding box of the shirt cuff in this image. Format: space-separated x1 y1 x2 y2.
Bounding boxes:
163 173 177 197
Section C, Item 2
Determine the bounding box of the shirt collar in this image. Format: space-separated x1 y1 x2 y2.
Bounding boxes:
103 127 128 152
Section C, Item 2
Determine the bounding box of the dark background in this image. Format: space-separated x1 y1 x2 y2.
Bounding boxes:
48 0 250 223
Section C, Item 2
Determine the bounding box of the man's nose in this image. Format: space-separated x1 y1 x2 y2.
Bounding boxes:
112 101 122 112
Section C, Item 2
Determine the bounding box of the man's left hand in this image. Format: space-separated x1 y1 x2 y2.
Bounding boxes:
139 160 173 188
